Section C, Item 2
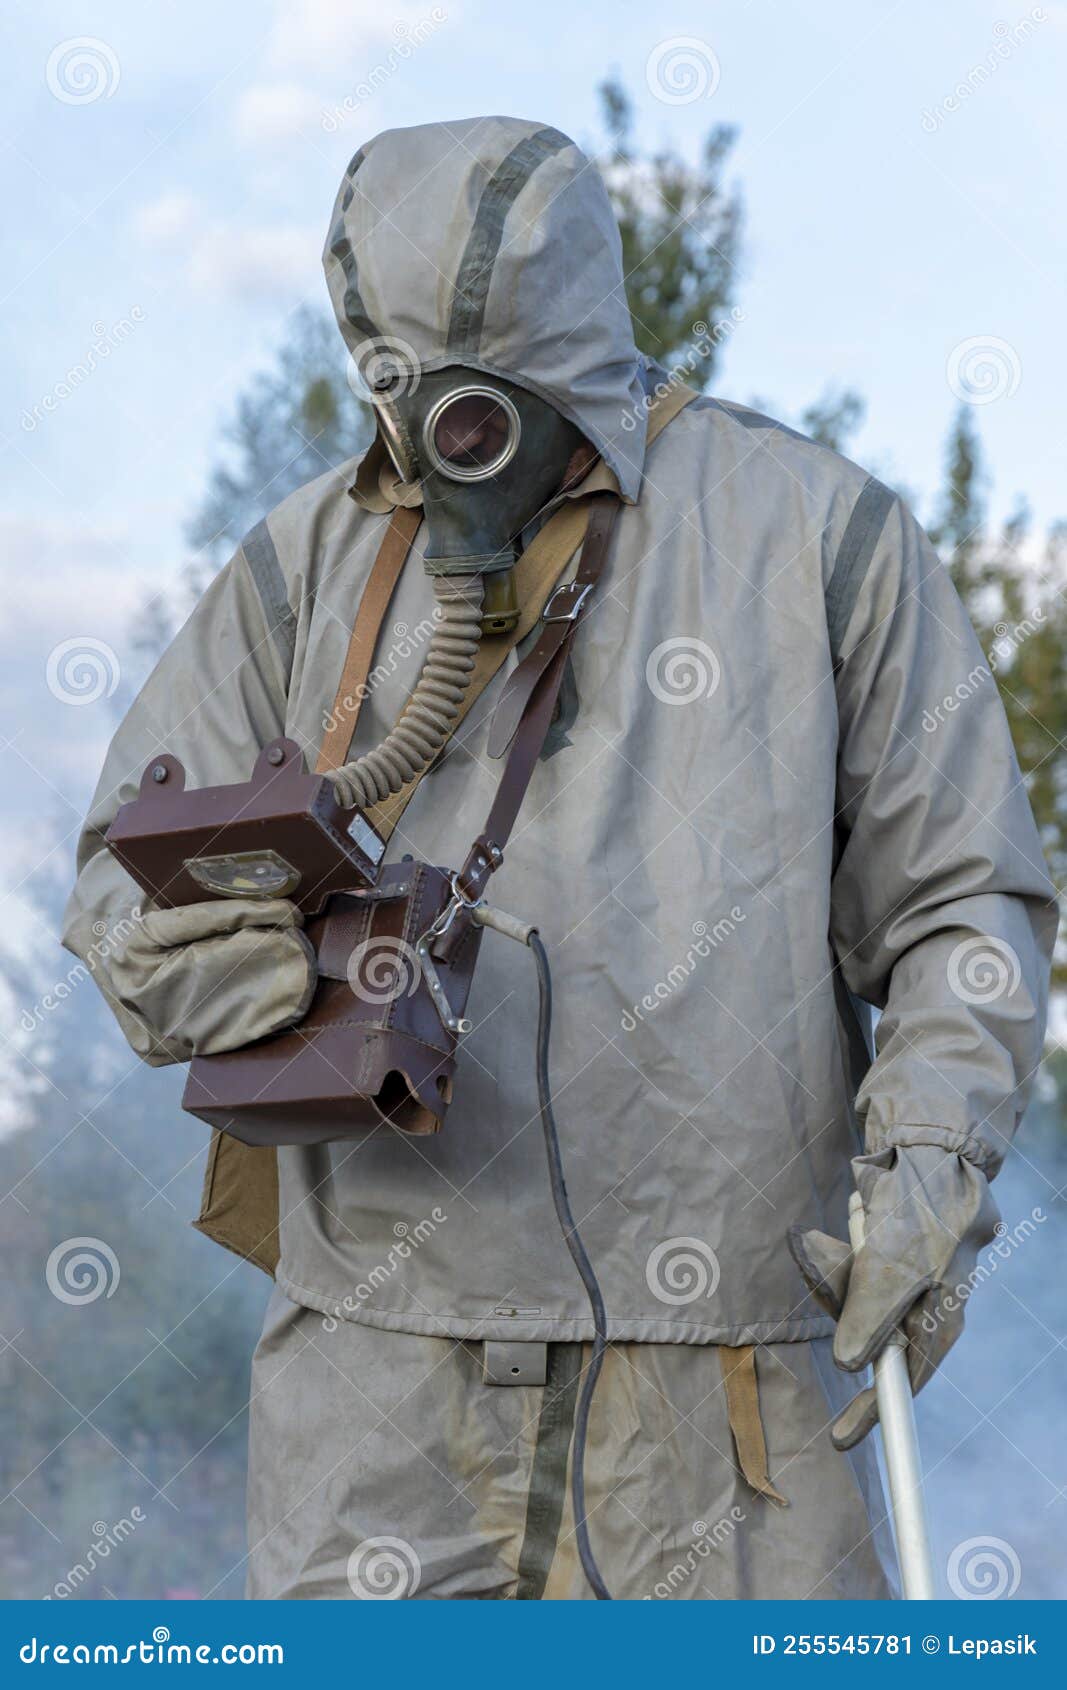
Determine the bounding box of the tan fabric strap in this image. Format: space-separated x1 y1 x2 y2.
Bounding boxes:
315 504 422 774
362 499 593 845
719 1345 788 1506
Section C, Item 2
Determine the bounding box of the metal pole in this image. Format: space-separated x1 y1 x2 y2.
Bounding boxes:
848 1192 937 1600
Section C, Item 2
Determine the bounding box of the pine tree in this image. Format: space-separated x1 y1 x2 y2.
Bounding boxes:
597 75 742 386
929 410 1066 915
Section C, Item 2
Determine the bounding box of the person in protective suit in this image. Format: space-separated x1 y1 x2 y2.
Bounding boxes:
64 116 1056 1600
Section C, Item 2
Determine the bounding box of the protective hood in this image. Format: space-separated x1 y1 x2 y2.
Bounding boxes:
323 115 647 504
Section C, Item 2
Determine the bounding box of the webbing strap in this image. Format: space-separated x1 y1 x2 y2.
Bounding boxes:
719 1345 788 1506
428 492 619 968
514 1342 584 1599
459 493 619 892
315 504 421 773
362 500 594 845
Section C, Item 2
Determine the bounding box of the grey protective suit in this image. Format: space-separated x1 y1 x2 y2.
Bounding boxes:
64 116 1056 1600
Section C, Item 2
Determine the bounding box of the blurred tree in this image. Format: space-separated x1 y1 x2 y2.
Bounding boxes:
928 408 1067 910
597 75 742 386
929 404 987 597
185 303 372 587
799 388 867 453
596 78 866 451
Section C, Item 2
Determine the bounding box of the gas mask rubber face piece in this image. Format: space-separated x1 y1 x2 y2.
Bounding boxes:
370 365 588 631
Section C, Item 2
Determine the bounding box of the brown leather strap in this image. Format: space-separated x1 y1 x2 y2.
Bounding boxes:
486 493 618 760
315 504 422 773
361 502 595 845
432 492 620 962
481 493 619 861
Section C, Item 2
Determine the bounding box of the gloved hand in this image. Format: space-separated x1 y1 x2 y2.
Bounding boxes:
788 1144 999 1449
106 897 317 1062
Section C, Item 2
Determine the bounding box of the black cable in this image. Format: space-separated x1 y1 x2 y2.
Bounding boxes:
529 931 612 1601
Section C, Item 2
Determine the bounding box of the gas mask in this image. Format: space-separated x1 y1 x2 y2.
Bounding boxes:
369 365 590 634
281 364 595 819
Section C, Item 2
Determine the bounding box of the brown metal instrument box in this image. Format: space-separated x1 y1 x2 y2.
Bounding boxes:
105 737 384 915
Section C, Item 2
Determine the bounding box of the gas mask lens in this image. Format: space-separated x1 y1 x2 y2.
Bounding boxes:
423 388 520 482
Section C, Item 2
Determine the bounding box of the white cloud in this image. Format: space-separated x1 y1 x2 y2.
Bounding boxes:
187 223 319 301
134 191 200 247
234 80 323 146
263 0 407 73
0 515 149 640
133 195 318 303
231 1 458 149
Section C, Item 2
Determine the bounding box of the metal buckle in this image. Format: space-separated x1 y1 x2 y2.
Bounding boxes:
542 580 593 623
415 873 483 1035
423 872 482 944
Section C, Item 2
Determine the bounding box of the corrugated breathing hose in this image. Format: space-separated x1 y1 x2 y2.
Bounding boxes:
327 574 484 809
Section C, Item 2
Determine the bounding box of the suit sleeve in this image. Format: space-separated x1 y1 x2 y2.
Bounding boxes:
829 486 1057 1175
61 537 293 1064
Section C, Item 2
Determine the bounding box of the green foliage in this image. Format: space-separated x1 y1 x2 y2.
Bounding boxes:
929 410 1067 915
799 388 867 453
929 404 987 594
598 75 742 386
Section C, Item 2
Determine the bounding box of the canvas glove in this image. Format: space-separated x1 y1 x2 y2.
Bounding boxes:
106 897 317 1062
788 1144 999 1449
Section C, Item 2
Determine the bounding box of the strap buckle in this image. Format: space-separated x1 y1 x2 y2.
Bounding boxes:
422 872 482 945
542 580 594 623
